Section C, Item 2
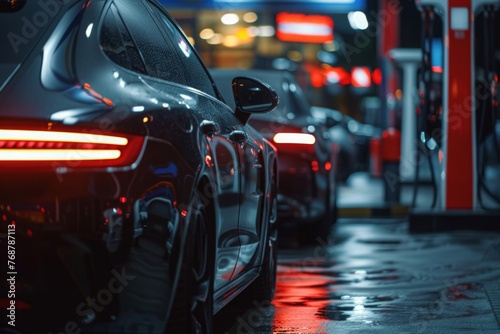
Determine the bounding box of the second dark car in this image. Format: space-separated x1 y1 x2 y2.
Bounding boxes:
211 69 337 239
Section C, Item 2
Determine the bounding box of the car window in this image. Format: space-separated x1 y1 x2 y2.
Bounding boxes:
145 1 217 97
106 0 217 98
100 4 147 75
118 0 183 83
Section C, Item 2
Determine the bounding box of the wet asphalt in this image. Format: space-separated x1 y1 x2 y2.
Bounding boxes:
214 173 500 333
215 218 500 333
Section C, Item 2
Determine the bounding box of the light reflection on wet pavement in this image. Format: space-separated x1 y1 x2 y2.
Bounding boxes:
215 219 500 333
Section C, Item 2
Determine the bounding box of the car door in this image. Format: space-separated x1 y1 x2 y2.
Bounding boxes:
231 128 265 278
113 0 244 290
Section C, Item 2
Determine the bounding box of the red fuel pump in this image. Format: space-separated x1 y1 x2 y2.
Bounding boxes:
410 0 500 231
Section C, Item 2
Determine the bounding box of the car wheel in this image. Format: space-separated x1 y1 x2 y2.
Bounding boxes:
251 169 278 302
167 194 214 333
314 173 337 239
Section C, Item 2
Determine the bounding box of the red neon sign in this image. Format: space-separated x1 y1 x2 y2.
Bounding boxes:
276 12 334 43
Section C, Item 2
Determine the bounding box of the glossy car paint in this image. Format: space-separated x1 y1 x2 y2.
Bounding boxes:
0 1 278 333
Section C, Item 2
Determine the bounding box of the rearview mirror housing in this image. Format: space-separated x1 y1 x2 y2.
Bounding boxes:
231 77 279 124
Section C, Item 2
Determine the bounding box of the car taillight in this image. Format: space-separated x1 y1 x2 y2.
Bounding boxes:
0 129 144 169
272 133 316 145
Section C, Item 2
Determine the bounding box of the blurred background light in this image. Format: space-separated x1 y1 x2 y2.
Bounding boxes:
243 12 258 23
258 25 276 37
351 67 372 87
348 11 368 30
207 33 223 45
200 28 215 40
221 13 239 25
223 35 240 47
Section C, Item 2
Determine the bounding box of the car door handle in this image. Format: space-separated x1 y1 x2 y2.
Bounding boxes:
200 120 220 137
229 130 248 144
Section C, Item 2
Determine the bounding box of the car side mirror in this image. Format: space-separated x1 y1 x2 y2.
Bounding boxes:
325 116 340 128
231 77 279 124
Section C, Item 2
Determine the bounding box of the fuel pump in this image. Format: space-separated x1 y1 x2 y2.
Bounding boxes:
418 6 443 147
476 5 500 207
410 0 500 232
411 5 443 209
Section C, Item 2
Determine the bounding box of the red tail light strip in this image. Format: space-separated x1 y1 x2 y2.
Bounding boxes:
0 129 128 145
0 129 144 168
0 149 121 161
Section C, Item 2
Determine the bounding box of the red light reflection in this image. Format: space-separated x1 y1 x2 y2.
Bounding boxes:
311 160 319 172
432 65 443 73
82 82 113 106
372 68 383 85
205 155 213 167
272 267 330 333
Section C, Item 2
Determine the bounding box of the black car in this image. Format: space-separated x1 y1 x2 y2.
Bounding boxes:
211 69 337 239
0 1 279 333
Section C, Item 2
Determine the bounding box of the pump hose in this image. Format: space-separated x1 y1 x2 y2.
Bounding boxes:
477 6 500 208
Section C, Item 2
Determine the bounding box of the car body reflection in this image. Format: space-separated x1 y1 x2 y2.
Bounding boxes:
0 0 280 332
